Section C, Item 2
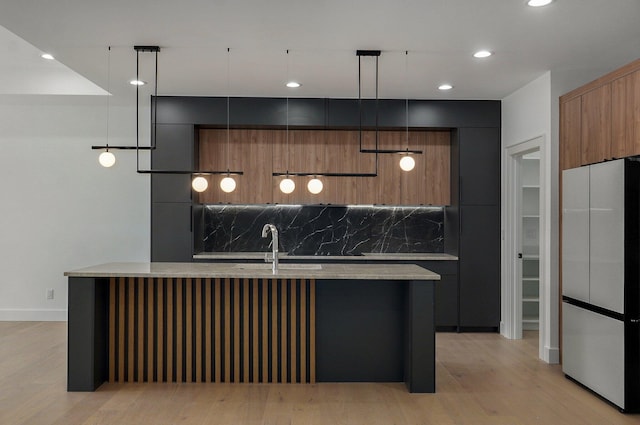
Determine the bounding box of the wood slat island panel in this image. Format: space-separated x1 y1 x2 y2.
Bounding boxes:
103 277 316 384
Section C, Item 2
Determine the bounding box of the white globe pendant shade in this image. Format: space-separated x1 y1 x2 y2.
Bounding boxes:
220 176 237 193
192 176 208 192
399 155 415 172
307 178 323 194
98 151 116 168
279 178 295 194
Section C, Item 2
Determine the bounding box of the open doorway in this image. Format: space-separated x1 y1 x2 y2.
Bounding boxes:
503 136 548 361
519 150 540 335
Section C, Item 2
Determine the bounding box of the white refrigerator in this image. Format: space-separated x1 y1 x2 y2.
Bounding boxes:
562 158 640 412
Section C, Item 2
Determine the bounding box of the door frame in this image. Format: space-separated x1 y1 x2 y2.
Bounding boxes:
502 136 550 361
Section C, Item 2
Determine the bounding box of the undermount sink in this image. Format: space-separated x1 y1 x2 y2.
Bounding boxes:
233 263 322 270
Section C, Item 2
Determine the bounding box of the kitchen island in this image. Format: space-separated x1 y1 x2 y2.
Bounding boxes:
65 262 440 393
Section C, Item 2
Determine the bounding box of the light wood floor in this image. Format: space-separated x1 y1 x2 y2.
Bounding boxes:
1 322 639 425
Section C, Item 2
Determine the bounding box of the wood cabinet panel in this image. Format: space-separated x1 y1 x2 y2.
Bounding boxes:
197 128 450 205
199 129 273 204
424 131 451 205
560 97 582 170
612 70 640 159
581 84 611 165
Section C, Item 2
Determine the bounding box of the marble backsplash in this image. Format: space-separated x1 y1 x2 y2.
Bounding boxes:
201 205 444 255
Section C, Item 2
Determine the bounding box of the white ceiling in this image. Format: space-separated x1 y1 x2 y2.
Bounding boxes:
1 0 640 99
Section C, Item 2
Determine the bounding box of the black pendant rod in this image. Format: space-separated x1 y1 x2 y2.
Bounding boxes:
357 49 422 156
129 45 242 176
273 50 381 178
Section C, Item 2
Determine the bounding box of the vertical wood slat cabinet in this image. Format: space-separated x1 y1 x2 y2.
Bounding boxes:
611 69 640 159
581 84 612 165
559 96 582 171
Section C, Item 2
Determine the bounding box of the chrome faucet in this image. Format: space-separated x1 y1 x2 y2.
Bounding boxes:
261 224 279 274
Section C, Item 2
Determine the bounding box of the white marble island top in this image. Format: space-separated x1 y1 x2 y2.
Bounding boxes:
65 262 440 281
193 252 458 261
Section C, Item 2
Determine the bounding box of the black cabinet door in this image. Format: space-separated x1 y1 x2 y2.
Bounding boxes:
151 124 194 203
458 127 500 205
327 99 407 128
435 275 458 330
458 205 500 329
419 261 459 330
288 98 326 126
154 97 227 125
152 124 194 170
151 203 192 262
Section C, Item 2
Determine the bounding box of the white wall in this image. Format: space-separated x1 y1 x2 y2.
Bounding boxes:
0 95 150 321
501 72 558 363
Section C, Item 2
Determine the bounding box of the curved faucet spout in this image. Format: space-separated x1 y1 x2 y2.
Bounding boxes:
261 224 279 273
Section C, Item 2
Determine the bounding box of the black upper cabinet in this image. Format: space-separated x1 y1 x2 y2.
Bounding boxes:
286 98 326 127
229 98 286 126
327 99 406 128
409 100 501 129
458 127 501 205
152 124 194 171
155 96 501 130
231 98 325 127
151 124 194 202
154 97 227 125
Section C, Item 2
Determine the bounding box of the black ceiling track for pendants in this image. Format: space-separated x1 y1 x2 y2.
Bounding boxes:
93 45 243 177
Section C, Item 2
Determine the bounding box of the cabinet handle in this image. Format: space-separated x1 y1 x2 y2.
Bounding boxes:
518 253 523 259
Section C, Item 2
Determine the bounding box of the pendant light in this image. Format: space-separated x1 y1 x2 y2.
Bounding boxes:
219 47 237 193
307 177 323 194
99 150 116 168
280 50 295 194
399 50 415 172
99 46 116 168
280 177 295 194
192 176 208 192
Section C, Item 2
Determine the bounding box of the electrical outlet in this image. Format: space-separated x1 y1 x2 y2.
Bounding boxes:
46 288 54 300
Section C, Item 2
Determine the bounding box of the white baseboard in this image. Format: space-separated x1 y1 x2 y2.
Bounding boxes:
0 308 67 321
544 345 560 364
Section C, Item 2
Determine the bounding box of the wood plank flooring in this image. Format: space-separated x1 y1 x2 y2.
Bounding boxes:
1 322 639 424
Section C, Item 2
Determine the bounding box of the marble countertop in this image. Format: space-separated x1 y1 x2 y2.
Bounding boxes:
193 252 458 261
65 262 440 281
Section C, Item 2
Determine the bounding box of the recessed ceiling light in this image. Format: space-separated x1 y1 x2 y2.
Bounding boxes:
527 0 553 6
286 81 301 88
438 84 453 91
473 50 493 58
129 80 146 86
41 53 54 60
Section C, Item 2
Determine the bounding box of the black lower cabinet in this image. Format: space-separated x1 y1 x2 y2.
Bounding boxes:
458 205 500 330
435 275 459 331
418 261 459 331
316 280 404 382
